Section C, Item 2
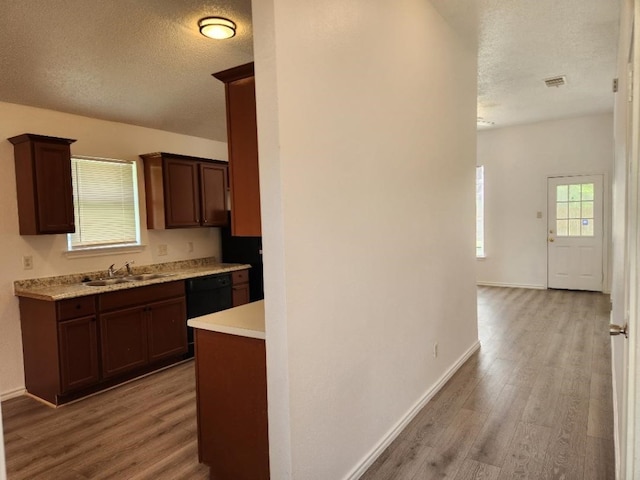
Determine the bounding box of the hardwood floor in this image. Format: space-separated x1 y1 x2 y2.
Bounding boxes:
2 361 209 480
362 286 615 480
2 287 615 479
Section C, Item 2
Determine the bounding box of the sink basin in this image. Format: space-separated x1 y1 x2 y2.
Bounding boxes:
83 273 176 287
123 273 176 282
84 278 130 286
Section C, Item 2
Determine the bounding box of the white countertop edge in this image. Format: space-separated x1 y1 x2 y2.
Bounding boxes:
187 300 265 340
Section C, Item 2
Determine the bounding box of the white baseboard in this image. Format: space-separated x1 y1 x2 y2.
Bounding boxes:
477 281 546 290
1 387 25 402
343 340 481 480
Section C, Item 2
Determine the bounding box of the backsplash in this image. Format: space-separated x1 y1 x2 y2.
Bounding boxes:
14 256 218 289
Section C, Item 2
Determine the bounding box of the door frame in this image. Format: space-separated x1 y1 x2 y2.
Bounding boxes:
545 171 610 293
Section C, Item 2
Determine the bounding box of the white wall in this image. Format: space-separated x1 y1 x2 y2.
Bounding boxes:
253 1 478 478
0 101 228 398
477 114 614 290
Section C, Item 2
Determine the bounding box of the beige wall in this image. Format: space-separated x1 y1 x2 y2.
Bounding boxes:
253 1 479 478
0 101 227 398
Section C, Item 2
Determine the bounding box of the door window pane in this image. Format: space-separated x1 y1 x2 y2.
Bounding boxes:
569 184 581 201
582 201 594 218
581 183 594 201
556 203 568 219
581 219 594 236
568 219 581 236
557 185 568 202
568 202 581 218
555 182 595 237
557 219 568 236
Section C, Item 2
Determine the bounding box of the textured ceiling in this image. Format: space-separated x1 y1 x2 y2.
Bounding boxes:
0 0 253 141
0 1 620 140
431 0 620 129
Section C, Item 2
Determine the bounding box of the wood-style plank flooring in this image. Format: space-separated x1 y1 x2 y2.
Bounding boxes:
361 286 615 480
2 287 615 479
2 361 209 480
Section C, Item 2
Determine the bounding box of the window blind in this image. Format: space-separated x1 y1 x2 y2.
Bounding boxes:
69 157 139 249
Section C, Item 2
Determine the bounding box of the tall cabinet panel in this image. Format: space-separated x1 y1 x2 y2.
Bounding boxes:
8 134 76 235
213 63 261 237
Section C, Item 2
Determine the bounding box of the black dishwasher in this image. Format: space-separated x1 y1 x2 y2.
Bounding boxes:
186 273 232 355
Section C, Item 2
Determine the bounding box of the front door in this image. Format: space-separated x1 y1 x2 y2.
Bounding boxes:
547 174 604 291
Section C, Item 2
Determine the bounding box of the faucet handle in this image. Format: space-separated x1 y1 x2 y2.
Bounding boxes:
107 264 116 277
125 260 134 274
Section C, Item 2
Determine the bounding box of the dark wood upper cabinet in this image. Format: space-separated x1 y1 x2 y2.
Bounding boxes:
200 162 228 227
213 63 262 237
8 133 76 235
140 152 227 229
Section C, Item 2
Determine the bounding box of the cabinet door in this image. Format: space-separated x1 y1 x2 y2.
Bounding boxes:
200 162 228 227
100 306 148 378
58 315 99 393
164 158 201 228
147 297 188 362
226 75 262 236
232 284 250 307
33 142 75 234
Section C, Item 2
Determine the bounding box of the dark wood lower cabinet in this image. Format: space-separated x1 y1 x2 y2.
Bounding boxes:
231 269 250 307
147 297 188 362
18 280 188 406
58 315 99 393
195 329 269 480
100 306 149 379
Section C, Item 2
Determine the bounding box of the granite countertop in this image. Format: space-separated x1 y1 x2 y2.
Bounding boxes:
14 257 250 301
188 300 265 340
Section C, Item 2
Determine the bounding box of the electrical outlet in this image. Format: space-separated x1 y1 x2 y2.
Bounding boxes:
187 241 194 253
536 211 543 219
158 244 168 256
433 342 438 359
22 255 33 270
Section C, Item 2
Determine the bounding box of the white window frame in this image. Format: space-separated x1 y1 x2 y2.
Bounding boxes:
66 156 142 255
476 165 485 258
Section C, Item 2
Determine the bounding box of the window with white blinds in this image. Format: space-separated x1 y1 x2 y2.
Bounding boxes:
68 156 140 250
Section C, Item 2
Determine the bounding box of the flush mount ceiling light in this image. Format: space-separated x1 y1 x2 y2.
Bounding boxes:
199 17 236 40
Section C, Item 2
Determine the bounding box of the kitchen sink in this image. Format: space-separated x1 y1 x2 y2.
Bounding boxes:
84 273 176 286
84 278 130 286
124 273 176 281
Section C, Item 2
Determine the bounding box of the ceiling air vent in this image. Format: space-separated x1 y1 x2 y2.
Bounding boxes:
544 76 567 88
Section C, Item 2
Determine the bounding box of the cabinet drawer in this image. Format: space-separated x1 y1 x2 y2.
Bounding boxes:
99 281 185 312
57 296 96 321
232 269 249 285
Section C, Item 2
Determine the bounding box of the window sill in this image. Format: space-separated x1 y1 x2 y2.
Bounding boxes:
64 244 146 259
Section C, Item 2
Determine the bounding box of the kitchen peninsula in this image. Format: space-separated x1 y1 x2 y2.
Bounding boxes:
188 300 269 480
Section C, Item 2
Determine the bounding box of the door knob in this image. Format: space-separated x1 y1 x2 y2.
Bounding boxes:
548 237 555 242
610 324 628 338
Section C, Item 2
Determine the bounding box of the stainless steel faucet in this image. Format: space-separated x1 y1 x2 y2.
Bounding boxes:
107 260 134 277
